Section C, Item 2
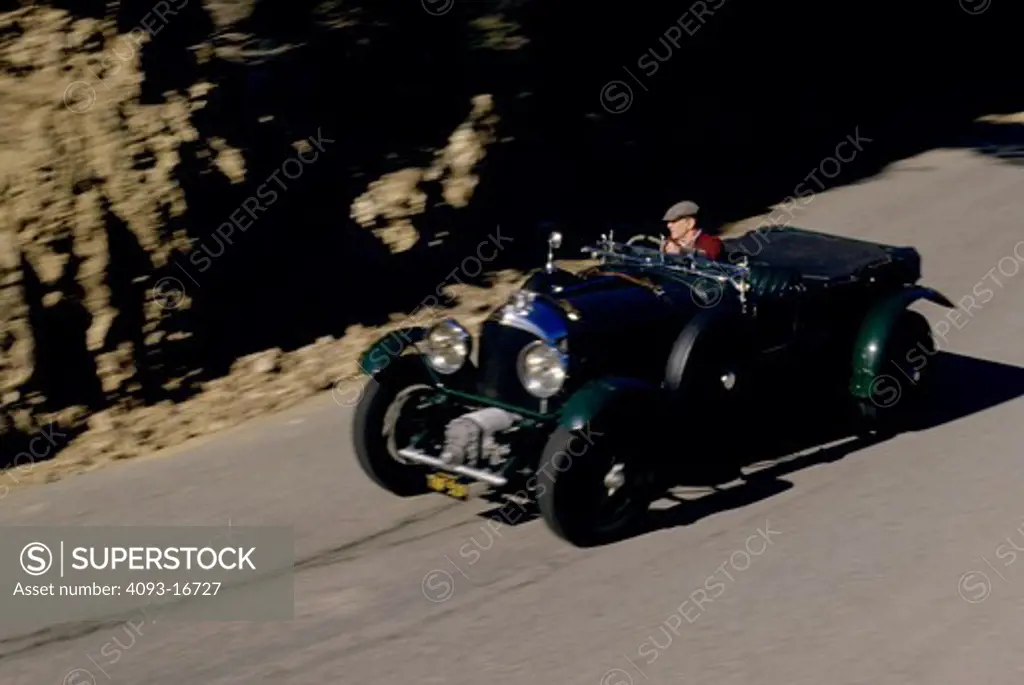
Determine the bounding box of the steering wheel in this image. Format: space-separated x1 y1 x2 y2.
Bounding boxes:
626 234 663 250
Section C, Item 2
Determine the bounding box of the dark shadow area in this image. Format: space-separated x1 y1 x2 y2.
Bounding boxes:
644 432 880 536
21 249 104 410
629 352 1024 541
19 0 1022 408
100 196 157 402
478 493 540 527
0 422 88 471
912 352 1024 431
115 0 214 104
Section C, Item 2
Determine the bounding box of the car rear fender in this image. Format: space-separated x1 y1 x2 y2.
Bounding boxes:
557 377 660 432
849 286 953 398
358 327 427 376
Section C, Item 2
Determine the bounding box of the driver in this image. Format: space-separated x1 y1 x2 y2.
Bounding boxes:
661 201 723 261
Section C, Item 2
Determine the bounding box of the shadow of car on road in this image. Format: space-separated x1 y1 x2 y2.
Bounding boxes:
633 351 1024 541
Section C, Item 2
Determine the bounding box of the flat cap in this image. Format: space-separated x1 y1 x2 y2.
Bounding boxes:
662 200 699 221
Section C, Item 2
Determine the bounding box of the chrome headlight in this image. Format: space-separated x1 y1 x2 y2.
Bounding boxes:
424 319 470 375
517 341 567 398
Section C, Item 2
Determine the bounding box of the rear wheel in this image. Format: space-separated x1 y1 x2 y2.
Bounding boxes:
856 310 935 432
353 355 440 496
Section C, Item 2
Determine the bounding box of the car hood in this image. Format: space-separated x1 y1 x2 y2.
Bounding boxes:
544 270 719 335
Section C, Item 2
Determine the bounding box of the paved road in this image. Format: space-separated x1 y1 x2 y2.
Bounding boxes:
2 144 1024 685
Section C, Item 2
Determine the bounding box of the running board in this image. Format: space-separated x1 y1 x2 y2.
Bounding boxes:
397 448 508 487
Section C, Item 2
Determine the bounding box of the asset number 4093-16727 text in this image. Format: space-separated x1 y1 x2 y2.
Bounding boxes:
126 581 222 596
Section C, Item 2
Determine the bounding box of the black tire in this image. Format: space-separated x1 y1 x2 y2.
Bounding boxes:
352 355 437 497
536 423 654 547
856 310 935 432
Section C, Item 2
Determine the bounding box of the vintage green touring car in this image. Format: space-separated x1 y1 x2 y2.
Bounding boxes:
351 227 953 546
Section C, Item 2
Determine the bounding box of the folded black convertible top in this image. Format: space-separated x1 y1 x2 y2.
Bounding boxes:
722 226 921 285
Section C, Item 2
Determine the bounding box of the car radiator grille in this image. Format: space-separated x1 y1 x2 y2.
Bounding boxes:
476 322 546 413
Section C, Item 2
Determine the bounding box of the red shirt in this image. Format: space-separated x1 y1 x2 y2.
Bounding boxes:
694 232 724 261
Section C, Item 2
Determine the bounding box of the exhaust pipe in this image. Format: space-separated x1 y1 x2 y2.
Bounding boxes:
398 448 508 487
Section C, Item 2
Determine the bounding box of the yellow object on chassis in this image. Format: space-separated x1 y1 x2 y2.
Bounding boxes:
426 472 469 499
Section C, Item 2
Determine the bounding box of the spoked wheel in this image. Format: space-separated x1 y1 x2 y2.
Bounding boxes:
353 356 445 496
856 310 936 434
536 424 655 547
385 386 438 452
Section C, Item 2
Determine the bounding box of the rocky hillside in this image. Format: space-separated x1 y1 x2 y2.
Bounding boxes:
0 2 515 461
0 0 1017 480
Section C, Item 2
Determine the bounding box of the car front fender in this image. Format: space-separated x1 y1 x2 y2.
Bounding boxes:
663 309 747 396
557 377 661 432
358 327 427 376
849 286 953 398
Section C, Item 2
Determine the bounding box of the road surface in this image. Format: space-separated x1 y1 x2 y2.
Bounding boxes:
2 143 1024 684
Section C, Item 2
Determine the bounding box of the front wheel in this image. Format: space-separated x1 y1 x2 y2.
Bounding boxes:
352 355 440 497
536 424 654 547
